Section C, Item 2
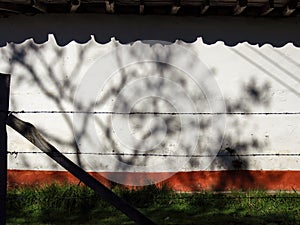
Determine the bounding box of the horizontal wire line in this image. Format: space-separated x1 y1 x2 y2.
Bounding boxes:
4 110 300 115
7 151 300 157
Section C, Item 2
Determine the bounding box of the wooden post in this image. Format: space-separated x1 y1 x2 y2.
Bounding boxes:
6 114 156 225
0 74 10 225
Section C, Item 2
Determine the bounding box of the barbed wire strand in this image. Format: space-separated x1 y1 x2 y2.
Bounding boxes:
7 151 300 157
3 110 300 115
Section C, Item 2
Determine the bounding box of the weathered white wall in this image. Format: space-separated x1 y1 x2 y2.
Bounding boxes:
0 14 299 176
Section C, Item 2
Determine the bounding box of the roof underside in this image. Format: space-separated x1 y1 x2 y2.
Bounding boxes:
0 0 300 17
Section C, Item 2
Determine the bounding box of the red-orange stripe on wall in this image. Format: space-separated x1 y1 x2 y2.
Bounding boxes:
7 170 300 191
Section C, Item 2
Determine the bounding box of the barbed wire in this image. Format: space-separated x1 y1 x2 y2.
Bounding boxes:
3 110 300 115
7 151 300 157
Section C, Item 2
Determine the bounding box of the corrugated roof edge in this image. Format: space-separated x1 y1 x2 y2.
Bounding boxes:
0 14 300 47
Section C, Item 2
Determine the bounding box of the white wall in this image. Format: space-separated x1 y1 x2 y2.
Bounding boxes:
0 14 299 176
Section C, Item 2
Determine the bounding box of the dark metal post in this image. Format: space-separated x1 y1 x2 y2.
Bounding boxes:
0 74 10 225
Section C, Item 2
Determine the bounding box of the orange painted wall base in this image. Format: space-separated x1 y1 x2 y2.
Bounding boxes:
7 170 300 191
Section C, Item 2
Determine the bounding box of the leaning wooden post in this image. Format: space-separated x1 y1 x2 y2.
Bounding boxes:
0 74 10 225
6 114 157 225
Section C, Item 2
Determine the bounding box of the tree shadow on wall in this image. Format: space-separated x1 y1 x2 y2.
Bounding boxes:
2 39 97 170
210 78 273 191
2 39 282 192
161 75 276 191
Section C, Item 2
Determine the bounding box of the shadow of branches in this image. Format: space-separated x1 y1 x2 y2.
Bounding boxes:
2 38 276 191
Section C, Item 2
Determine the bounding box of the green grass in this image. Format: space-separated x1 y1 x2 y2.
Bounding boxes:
6 183 300 225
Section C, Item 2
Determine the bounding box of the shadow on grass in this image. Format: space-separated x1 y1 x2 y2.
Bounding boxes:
6 183 300 225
